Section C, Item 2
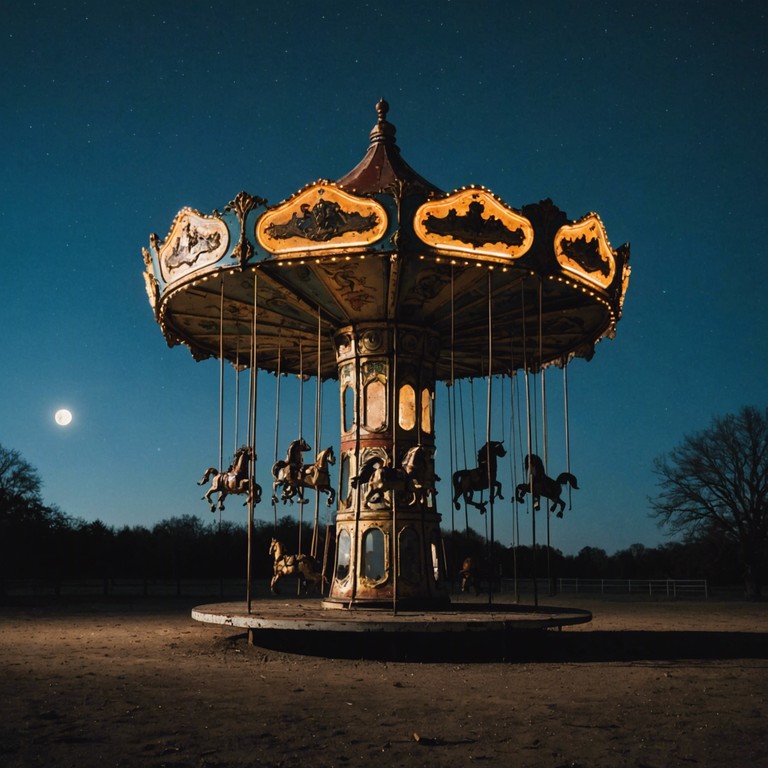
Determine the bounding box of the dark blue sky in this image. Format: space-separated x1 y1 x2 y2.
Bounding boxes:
2 1 765 555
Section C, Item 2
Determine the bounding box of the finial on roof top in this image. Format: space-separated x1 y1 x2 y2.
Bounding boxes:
376 98 389 121
336 100 442 196
370 98 395 144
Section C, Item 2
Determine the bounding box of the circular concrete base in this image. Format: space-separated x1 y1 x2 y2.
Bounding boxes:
192 597 592 660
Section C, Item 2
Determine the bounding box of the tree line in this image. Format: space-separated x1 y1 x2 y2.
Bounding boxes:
1 406 765 597
0 507 747 594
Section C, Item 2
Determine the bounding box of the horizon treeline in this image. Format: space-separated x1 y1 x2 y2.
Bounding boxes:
0 507 746 590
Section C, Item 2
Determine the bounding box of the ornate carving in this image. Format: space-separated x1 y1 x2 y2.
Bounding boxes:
225 191 267 266
317 262 375 312
398 330 420 355
142 247 159 313
165 223 221 269
423 200 525 248
558 235 612 277
256 183 388 254
554 214 616 289
414 189 533 259
360 329 383 353
266 197 379 242
156 209 229 283
362 360 387 384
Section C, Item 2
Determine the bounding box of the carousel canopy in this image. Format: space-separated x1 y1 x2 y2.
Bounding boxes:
143 100 630 380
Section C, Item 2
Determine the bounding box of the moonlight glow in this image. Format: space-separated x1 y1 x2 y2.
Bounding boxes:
54 409 73 426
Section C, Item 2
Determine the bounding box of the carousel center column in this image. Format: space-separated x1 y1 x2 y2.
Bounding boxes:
323 322 450 608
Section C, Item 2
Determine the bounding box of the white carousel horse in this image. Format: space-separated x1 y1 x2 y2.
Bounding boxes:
401 444 440 505
451 441 507 514
198 446 261 513
515 453 579 517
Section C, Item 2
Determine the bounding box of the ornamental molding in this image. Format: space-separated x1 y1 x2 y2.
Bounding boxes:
414 188 534 259
155 208 229 284
256 183 388 255
554 213 616 290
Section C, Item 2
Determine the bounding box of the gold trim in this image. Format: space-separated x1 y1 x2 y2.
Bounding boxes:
414 188 533 259
255 183 388 255
157 208 229 284
554 213 616 290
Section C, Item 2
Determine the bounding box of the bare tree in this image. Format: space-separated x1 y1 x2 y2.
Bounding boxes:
0 443 43 519
651 406 768 598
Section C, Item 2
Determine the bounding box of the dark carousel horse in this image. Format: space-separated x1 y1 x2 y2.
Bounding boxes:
515 453 579 517
459 557 481 595
459 556 499 595
198 446 262 513
268 538 325 594
452 441 507 514
273 446 336 507
350 445 435 507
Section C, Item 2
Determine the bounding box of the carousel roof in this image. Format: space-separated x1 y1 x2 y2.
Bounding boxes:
143 101 630 380
336 99 442 198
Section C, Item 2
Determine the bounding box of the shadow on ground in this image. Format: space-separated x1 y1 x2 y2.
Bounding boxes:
244 628 768 663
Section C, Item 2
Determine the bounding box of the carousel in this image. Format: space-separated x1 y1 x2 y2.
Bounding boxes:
142 101 629 651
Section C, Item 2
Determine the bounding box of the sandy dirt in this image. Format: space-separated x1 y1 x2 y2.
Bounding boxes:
0 594 766 767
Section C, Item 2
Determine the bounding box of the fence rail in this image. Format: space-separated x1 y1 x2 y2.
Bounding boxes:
556 578 708 598
2 576 710 600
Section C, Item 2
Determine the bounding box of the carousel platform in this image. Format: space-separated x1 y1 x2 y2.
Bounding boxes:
192 596 592 661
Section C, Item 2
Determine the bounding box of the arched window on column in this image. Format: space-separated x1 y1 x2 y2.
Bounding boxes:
420 386 433 434
398 527 421 582
362 527 386 583
336 529 351 581
398 383 416 431
364 377 387 431
342 385 355 433
430 532 444 583
340 453 350 506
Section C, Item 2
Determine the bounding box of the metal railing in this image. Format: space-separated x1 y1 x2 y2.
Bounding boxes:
556 578 708 598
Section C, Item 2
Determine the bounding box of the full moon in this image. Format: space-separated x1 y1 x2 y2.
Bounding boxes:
54 409 73 426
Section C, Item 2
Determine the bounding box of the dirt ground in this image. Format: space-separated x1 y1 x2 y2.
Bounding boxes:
0 593 766 768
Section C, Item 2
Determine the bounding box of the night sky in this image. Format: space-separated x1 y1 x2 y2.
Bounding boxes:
2 1 765 555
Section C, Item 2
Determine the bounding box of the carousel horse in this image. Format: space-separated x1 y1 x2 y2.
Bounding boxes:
274 446 336 507
452 440 507 514
268 538 325 594
459 556 499 594
271 438 311 504
515 453 579 517
350 445 433 506
400 444 440 505
459 557 481 595
198 446 261 513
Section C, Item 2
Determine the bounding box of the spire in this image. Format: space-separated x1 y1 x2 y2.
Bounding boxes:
368 98 396 144
337 100 442 198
